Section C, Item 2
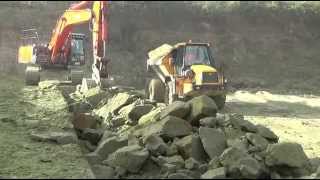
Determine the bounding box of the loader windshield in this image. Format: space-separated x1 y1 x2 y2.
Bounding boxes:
184 45 213 66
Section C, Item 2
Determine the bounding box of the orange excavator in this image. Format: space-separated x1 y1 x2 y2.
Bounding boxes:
18 1 110 87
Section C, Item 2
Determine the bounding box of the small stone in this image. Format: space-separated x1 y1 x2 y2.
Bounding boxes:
161 163 178 174
157 155 185 169
199 163 208 174
185 158 200 170
256 124 279 142
166 144 179 156
85 152 102 165
246 133 269 151
201 167 226 179
227 138 249 152
208 157 221 170
168 173 193 179
199 117 217 128
316 166 320 177
160 101 191 119
91 165 116 179
80 128 104 145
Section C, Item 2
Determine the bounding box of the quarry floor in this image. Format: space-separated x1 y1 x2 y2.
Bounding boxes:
1 73 320 177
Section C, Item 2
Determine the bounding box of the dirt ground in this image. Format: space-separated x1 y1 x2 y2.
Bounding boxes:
0 74 93 178
224 90 320 159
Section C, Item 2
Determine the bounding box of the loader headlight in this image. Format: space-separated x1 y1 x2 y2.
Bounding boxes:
185 69 195 79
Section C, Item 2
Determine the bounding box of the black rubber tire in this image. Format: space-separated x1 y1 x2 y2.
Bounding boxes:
148 78 165 103
213 94 226 110
144 78 151 99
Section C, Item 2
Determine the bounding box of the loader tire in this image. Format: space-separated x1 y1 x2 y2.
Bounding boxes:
148 78 165 103
213 94 226 110
25 66 40 86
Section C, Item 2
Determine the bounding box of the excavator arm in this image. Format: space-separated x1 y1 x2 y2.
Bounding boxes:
48 1 109 85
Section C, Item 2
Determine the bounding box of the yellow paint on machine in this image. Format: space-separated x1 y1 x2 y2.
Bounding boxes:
18 45 34 64
191 65 217 85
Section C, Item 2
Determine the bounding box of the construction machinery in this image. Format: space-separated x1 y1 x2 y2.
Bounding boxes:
18 1 109 87
146 41 228 109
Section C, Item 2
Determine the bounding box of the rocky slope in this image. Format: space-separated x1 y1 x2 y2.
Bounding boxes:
65 84 320 179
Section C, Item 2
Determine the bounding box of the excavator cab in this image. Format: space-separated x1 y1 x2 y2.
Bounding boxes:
69 33 86 66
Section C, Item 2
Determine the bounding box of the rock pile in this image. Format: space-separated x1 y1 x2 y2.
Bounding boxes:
71 89 318 179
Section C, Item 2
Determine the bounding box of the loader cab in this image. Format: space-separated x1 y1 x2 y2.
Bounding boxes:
69 33 86 66
172 43 216 76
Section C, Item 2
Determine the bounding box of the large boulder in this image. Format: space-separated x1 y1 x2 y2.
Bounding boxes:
187 95 218 126
94 92 137 121
144 115 193 140
119 101 154 124
229 114 257 133
105 145 149 173
144 134 168 156
265 142 310 168
160 101 191 119
256 125 279 142
174 134 208 163
84 87 110 108
94 135 128 160
220 147 262 179
199 127 227 159
72 113 98 130
138 106 163 125
79 128 104 145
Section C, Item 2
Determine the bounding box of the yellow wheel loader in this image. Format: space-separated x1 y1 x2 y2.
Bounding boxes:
146 41 228 109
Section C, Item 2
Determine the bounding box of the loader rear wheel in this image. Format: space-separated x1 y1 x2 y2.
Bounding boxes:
148 78 165 103
212 94 226 110
25 66 40 86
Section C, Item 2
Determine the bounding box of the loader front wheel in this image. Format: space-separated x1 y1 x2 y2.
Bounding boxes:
148 78 165 103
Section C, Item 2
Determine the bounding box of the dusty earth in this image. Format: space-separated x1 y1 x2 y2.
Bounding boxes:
0 74 93 178
1 73 320 178
224 90 320 159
